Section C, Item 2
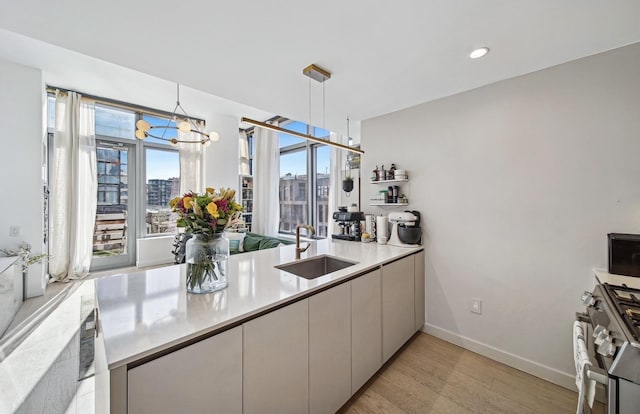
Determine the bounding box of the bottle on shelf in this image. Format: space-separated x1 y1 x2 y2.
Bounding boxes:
380 165 387 181
372 165 379 182
389 163 396 180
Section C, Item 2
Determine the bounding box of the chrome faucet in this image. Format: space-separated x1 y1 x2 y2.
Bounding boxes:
295 224 316 260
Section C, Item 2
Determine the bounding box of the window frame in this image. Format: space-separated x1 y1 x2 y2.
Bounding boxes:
92 137 137 270
46 95 186 271
141 143 181 237
92 106 181 239
278 120 330 238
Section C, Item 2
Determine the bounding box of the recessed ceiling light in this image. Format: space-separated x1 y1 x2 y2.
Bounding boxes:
469 47 489 59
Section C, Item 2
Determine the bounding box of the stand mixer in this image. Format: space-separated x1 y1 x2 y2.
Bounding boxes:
387 211 422 247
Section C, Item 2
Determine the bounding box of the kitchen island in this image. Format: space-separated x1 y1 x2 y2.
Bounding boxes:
95 238 424 414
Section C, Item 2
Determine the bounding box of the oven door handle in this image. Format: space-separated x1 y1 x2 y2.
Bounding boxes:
586 367 608 385
576 312 591 324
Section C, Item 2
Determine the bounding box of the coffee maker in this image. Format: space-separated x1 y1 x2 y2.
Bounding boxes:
332 211 364 241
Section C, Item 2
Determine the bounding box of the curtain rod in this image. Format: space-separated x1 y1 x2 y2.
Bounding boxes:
46 85 207 125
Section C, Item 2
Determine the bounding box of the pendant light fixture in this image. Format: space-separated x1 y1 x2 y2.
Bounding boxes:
242 64 364 155
135 84 219 147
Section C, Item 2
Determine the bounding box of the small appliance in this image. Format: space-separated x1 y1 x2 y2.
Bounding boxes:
608 233 640 277
332 211 364 241
387 211 422 247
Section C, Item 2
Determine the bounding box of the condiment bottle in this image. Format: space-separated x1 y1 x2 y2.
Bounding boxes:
389 163 396 180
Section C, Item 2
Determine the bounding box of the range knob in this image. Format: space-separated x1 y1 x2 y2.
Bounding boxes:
593 325 608 341
581 291 596 307
597 336 616 357
593 325 610 346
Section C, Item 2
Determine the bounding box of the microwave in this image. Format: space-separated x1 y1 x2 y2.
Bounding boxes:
608 233 640 277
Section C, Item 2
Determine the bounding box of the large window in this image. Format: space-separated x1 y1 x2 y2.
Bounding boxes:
278 121 331 238
48 96 185 269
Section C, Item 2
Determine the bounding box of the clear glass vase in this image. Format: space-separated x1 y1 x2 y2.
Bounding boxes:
185 233 229 294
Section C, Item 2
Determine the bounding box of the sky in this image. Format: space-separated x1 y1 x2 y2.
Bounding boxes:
147 149 179 180
92 105 330 180
279 121 331 177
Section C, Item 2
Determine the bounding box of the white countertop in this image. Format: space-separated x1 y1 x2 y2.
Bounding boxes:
0 257 18 274
594 268 640 290
96 239 423 369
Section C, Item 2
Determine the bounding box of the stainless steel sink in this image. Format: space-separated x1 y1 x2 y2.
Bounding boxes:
275 255 357 280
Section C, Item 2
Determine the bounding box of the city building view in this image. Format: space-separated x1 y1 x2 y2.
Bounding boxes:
94 146 128 256
146 178 180 235
94 142 179 256
279 172 330 237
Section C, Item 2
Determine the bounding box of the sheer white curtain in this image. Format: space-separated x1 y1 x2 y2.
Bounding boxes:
49 91 97 281
327 132 349 235
239 131 250 175
178 125 204 194
252 123 280 236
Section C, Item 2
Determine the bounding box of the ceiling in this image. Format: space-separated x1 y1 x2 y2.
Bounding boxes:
1 1 639 137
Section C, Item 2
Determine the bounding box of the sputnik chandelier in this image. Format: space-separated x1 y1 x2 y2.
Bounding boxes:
135 84 219 146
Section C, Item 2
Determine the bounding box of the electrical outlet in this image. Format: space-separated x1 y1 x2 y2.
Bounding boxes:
9 226 20 237
471 299 482 315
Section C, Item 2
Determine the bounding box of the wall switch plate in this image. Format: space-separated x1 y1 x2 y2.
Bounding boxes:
9 226 20 237
471 298 482 314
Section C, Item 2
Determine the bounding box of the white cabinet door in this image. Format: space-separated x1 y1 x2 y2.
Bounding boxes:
382 255 415 362
414 251 426 331
243 299 309 414
351 268 382 394
128 326 242 414
309 282 351 414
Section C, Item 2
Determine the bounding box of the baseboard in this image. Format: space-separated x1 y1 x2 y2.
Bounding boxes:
422 323 576 391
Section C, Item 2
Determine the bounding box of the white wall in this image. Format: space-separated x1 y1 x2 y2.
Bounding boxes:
0 29 275 276
136 236 175 268
0 28 272 194
362 43 640 386
0 58 45 297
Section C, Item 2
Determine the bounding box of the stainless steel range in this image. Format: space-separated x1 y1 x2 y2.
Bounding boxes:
578 271 640 414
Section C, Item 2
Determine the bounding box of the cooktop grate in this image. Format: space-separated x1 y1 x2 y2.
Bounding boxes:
604 283 640 342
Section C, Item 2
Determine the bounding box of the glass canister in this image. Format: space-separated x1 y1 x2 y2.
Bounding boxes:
185 233 229 294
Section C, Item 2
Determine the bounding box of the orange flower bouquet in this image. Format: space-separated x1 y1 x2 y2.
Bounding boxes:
170 187 243 236
169 187 243 293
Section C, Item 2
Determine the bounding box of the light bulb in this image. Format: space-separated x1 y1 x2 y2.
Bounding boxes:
136 119 151 131
135 130 146 140
178 120 191 132
208 131 220 142
469 47 489 59
169 138 179 147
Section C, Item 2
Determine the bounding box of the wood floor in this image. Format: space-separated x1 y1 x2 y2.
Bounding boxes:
340 333 605 414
